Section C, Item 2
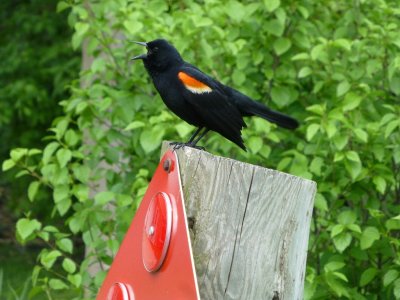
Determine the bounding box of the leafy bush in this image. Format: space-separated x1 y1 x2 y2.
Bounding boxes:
0 0 80 218
2 0 400 299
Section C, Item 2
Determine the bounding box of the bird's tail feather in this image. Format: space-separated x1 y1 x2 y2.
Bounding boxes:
247 102 299 130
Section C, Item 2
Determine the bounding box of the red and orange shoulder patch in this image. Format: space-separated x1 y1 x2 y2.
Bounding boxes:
178 72 212 94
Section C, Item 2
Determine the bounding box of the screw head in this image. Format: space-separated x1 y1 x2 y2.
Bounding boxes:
148 226 155 236
163 159 172 173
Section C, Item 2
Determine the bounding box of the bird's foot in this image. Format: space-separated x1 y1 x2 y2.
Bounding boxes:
169 141 206 151
169 141 185 151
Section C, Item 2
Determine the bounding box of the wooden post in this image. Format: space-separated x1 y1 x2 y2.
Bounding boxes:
161 142 316 300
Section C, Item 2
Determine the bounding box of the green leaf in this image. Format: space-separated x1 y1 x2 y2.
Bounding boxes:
360 226 380 250
40 250 62 269
265 19 285 37
331 224 345 237
73 165 91 183
354 128 368 143
55 119 69 139
373 176 386 194
333 272 348 282
271 87 291 107
385 120 400 138
232 69 246 85
124 121 145 131
68 274 82 288
273 38 291 55
73 184 89 202
175 123 193 138
291 53 309 61
332 39 352 51
333 135 348 150
65 129 79 146
306 104 324 115
298 67 312 78
338 210 356 225
56 148 72 168
314 193 328 211
326 273 350 297
28 181 40 202
368 209 385 219
311 44 326 61
56 198 72 216
337 81 350 97
226 1 246 22
309 157 323 176
248 136 263 154
32 266 41 286
394 278 400 299
347 224 361 233
390 76 400 95
2 159 15 171
140 128 165 153
37 231 49 242
360 268 378 286
56 1 70 12
62 258 76 274
10 148 28 161
342 92 362 111
49 279 68 290
43 142 60 164
344 159 362 180
75 22 89 36
333 232 352 252
53 185 69 203
57 238 73 254
95 191 115 205
383 270 399 287
386 218 400 231
116 194 133 207
325 121 337 138
346 151 361 163
123 20 144 35
28 149 42 156
16 218 42 240
306 124 320 141
324 261 345 272
264 0 280 12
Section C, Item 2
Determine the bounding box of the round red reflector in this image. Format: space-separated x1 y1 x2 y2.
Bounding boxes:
142 192 173 272
107 282 134 300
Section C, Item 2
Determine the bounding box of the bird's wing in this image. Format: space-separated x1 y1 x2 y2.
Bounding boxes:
177 65 246 148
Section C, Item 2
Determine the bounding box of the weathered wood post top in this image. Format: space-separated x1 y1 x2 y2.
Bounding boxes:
161 142 317 300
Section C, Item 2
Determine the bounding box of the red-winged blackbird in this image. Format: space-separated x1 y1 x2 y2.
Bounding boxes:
132 39 299 150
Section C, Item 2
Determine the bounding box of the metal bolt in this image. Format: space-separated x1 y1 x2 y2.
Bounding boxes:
163 159 172 173
148 226 155 236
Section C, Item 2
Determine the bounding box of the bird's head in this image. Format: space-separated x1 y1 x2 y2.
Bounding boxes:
131 39 183 72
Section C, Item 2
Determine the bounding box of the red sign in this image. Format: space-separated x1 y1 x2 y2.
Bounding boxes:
97 150 199 300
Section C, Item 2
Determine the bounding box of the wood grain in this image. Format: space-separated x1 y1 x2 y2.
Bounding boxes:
161 142 316 300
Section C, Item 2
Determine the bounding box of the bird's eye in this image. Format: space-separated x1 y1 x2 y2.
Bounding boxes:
153 47 159 52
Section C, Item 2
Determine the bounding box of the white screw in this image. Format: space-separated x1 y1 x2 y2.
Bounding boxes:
148 226 155 236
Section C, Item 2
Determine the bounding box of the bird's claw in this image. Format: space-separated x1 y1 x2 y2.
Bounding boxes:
169 142 205 151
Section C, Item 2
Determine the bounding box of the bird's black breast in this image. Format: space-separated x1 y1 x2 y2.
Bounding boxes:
150 69 203 127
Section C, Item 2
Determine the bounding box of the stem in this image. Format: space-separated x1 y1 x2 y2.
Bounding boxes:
87 219 105 272
45 287 53 300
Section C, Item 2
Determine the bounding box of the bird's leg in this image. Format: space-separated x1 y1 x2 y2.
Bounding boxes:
170 127 203 150
187 127 203 144
189 128 209 149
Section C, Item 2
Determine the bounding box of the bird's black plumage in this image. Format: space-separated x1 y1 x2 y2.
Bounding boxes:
132 39 299 150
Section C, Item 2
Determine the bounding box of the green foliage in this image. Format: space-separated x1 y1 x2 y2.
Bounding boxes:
2 0 400 299
0 0 80 222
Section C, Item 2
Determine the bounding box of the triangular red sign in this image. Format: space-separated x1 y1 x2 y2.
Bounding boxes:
97 150 199 300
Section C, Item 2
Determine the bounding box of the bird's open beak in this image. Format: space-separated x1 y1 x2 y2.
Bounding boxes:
131 41 148 60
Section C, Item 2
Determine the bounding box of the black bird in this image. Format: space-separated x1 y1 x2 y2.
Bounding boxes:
131 39 299 150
